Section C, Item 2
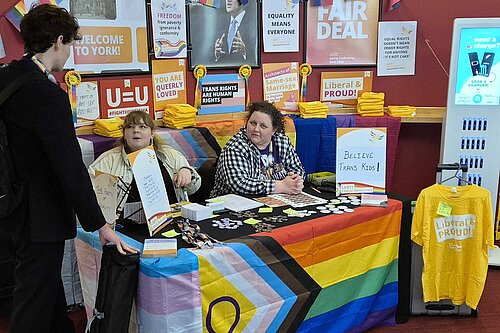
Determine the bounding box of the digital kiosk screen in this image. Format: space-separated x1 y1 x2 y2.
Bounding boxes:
455 27 500 106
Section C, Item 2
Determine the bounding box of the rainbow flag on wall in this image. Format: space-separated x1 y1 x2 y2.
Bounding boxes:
312 0 334 6
5 0 64 31
5 1 25 31
199 0 221 8
388 0 401 11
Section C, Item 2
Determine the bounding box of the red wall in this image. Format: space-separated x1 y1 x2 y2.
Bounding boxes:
1 0 498 199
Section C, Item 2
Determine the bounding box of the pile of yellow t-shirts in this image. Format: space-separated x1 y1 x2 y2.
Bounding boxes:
94 117 124 138
357 92 385 117
298 101 328 119
387 105 417 118
162 104 197 129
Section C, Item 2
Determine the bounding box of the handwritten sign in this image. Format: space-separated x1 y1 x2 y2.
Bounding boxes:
91 172 118 224
128 146 172 236
336 127 387 194
76 81 100 125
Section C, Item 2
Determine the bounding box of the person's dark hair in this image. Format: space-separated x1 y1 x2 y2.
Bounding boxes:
20 4 81 54
247 101 285 133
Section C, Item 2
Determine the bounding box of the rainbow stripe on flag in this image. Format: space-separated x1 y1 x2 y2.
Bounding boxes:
75 199 403 333
199 0 221 9
5 0 64 31
388 0 401 10
312 0 334 6
5 1 25 31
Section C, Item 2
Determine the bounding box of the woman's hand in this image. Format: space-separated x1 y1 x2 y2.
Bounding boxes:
274 172 304 194
174 168 193 188
98 224 139 255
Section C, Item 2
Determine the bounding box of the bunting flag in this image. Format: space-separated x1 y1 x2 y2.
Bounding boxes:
5 1 26 31
312 0 334 6
388 0 401 11
37 0 64 4
199 0 221 8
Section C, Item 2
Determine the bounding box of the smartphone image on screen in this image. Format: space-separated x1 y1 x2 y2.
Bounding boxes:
481 52 495 77
468 52 481 76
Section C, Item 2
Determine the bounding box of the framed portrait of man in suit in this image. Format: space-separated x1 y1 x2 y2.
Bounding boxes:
188 0 260 69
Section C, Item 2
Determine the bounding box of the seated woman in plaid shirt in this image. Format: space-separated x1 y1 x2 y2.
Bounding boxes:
210 101 305 197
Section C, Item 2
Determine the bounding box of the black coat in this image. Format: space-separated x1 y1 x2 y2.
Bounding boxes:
0 57 105 242
215 9 257 66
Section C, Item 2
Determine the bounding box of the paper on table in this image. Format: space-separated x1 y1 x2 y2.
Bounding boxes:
258 207 273 213
207 194 263 212
244 218 261 225
162 230 180 238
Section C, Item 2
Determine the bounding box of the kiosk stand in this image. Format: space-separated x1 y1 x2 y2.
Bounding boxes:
440 18 500 265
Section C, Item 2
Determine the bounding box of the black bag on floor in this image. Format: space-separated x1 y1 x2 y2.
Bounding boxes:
88 244 140 333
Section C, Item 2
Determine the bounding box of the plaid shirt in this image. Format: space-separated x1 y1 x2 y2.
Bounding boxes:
210 128 305 197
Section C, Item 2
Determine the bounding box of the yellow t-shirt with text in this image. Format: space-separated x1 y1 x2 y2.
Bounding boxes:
411 184 494 309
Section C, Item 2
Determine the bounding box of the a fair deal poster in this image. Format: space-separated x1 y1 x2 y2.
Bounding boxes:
454 27 500 106
152 59 187 117
150 0 187 59
23 0 150 74
320 71 373 106
128 147 172 236
262 62 299 111
306 0 379 66
336 127 387 194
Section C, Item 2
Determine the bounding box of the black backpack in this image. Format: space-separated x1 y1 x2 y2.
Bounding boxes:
0 71 46 219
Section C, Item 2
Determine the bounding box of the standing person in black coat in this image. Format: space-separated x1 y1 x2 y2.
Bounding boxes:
0 4 138 333
214 0 257 66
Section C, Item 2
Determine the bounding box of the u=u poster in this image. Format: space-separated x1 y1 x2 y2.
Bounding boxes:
262 0 299 52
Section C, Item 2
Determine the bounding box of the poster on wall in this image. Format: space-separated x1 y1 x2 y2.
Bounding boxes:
377 21 417 76
336 127 387 194
199 73 246 115
262 62 300 111
320 71 373 106
75 81 100 126
262 0 299 53
150 0 187 59
305 0 380 66
23 0 150 74
188 0 260 69
454 27 500 106
151 59 187 118
99 77 154 119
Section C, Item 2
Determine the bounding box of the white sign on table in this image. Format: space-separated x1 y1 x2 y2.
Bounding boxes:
128 146 172 236
336 127 387 194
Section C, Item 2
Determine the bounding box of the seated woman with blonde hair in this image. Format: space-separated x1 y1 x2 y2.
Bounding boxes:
89 111 201 220
211 101 304 197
